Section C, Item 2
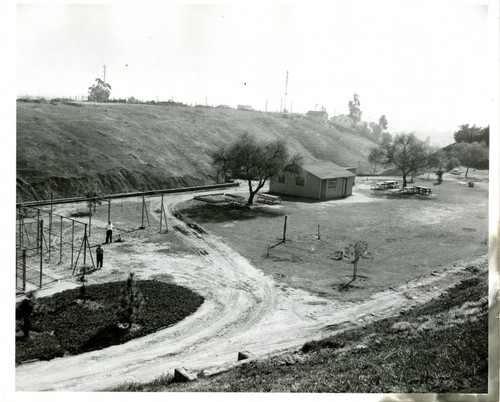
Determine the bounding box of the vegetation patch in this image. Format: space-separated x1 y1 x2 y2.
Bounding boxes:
122 271 487 393
16 280 204 364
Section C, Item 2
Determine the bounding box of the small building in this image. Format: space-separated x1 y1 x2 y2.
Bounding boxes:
331 114 354 127
269 161 356 200
306 111 329 125
237 104 254 111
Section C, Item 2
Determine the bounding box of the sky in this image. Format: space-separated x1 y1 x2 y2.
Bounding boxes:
15 1 496 138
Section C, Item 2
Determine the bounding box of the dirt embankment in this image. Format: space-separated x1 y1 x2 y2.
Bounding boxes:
16 101 378 202
16 171 213 202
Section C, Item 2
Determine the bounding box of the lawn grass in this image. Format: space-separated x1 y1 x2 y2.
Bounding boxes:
15 280 204 364
177 175 488 302
120 269 488 393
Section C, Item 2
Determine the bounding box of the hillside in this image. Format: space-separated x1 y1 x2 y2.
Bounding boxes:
16 101 378 202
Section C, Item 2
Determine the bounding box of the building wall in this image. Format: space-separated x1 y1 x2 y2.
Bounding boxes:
270 172 354 199
332 115 353 127
270 171 321 199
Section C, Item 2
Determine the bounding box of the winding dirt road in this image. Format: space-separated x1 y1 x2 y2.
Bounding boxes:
15 190 484 391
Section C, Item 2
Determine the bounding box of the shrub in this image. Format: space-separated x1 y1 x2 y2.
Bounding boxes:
118 273 144 329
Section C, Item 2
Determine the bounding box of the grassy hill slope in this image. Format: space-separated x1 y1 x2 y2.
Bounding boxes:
16 101 378 201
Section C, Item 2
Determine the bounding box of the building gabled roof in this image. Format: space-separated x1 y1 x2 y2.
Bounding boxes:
302 162 356 179
306 111 328 117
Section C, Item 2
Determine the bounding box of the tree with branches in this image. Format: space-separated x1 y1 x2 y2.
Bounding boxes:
379 115 388 131
88 78 111 102
368 133 435 187
212 133 302 205
456 142 489 179
348 93 362 126
343 241 371 288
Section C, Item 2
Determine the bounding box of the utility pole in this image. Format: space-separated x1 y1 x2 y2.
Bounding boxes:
265 99 268 113
103 65 106 84
283 71 289 113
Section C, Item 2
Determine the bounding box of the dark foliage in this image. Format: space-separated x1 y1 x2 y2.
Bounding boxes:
16 280 204 363
454 124 489 146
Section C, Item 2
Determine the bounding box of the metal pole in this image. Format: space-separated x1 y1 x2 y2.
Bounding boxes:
19 214 24 249
283 215 288 242
22 249 27 292
71 220 75 268
159 194 163 233
36 209 40 254
141 194 145 228
145 195 150 226
59 216 63 264
39 219 43 288
83 224 87 268
89 203 92 238
48 212 52 261
318 224 321 240
86 236 96 269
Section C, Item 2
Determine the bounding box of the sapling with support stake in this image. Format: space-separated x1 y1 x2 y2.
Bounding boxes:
341 241 372 289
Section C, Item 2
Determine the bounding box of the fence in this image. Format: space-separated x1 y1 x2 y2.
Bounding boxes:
16 183 239 294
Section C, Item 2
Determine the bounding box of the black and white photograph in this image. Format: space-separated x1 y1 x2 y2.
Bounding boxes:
4 0 499 400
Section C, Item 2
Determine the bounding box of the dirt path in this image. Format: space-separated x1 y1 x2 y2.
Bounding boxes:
15 189 486 391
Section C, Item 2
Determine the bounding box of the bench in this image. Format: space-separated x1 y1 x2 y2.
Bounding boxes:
257 194 282 204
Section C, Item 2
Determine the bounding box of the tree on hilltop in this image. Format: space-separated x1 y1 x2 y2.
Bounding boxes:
379 115 388 131
212 133 302 205
88 78 111 102
454 124 489 146
348 93 362 126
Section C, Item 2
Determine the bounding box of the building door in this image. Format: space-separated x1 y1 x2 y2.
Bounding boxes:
320 180 327 199
342 178 348 196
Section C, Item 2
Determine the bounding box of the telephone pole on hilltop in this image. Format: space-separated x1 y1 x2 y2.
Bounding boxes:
283 71 289 113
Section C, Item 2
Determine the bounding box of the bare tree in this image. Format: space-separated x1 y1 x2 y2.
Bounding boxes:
213 133 302 205
457 142 489 179
343 241 371 288
369 133 434 187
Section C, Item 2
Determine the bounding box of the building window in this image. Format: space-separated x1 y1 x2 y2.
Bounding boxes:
278 174 285 183
295 176 305 186
329 179 337 188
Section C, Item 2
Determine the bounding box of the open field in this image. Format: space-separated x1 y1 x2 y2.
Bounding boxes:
178 173 489 302
15 176 490 392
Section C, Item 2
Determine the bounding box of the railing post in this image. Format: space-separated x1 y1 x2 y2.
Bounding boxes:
71 220 75 269
84 224 87 268
159 194 163 233
36 209 40 254
48 212 52 261
22 249 27 292
59 216 63 264
39 219 43 288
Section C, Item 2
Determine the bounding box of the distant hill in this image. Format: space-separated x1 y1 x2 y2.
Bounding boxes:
16 101 379 201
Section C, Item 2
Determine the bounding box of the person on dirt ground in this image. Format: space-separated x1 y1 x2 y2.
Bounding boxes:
105 220 114 244
96 244 104 268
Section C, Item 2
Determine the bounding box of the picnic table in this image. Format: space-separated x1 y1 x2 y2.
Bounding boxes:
399 186 432 196
371 181 399 190
257 194 282 204
399 186 418 194
413 185 432 195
